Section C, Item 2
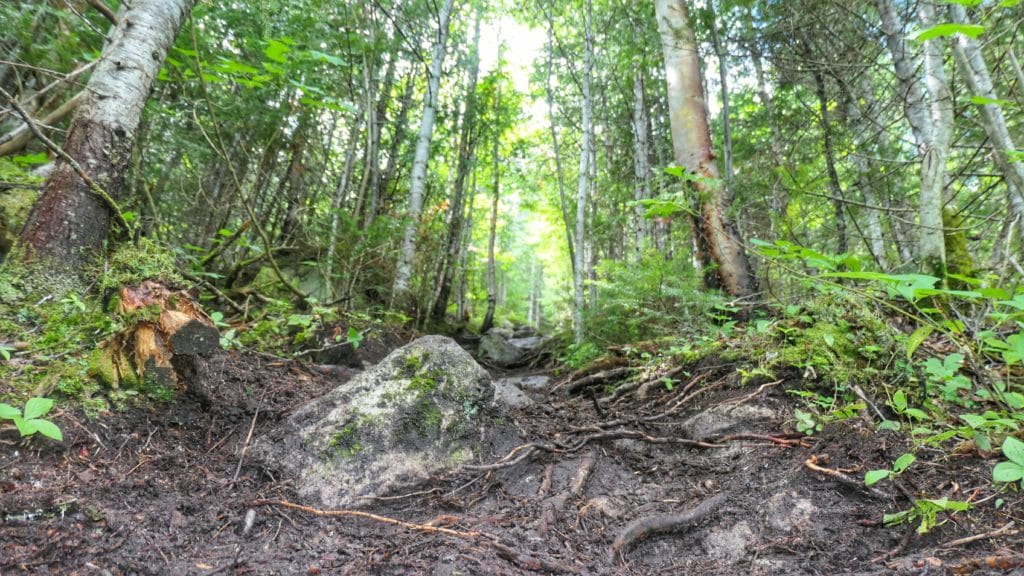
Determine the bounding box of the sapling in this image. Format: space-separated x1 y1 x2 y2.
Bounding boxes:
0 397 63 441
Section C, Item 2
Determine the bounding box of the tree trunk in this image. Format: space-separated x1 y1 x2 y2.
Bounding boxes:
848 77 891 271
392 0 456 308
15 0 195 279
813 71 848 255
544 11 577 275
654 0 756 298
708 1 734 190
433 16 482 324
573 0 594 344
917 0 952 277
632 68 652 256
948 4 1024 230
480 126 501 335
325 110 366 288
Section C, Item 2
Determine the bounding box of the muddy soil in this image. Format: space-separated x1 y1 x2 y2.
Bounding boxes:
2 349 1022 575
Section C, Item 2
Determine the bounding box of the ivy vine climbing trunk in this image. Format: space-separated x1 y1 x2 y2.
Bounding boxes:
654 0 756 298
14 0 195 281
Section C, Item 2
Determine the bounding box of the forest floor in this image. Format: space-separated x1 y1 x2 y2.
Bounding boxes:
2 342 1023 575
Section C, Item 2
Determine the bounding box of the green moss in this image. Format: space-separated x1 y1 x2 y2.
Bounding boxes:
96 237 183 291
327 422 364 459
408 368 442 394
401 351 427 377
943 207 976 287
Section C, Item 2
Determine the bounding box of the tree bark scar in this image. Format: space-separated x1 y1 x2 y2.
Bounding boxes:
610 493 727 563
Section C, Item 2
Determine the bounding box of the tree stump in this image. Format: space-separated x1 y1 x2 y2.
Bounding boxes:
90 280 220 390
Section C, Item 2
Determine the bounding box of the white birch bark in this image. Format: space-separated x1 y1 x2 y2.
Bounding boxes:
573 0 594 345
948 4 1024 228
917 1 952 276
391 0 456 306
632 68 651 256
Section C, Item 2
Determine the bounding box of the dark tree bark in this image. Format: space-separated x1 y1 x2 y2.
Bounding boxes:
15 0 195 280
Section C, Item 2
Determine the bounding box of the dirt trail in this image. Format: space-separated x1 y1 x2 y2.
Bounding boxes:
2 350 1022 575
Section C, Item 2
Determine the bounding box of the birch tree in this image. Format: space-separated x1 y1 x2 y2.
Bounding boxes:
654 0 756 298
391 0 456 307
13 0 195 282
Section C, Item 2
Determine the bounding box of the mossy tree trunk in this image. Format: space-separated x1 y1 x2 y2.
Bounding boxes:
14 0 194 281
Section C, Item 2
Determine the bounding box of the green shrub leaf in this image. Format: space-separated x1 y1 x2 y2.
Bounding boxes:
992 461 1024 483
865 470 890 486
0 403 21 419
23 397 54 420
30 419 63 442
1001 436 1024 465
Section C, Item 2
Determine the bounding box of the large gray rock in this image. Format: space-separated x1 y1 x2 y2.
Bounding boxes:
478 332 525 367
252 336 494 507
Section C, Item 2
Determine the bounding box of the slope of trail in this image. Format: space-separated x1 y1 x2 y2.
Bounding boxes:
1 340 1021 575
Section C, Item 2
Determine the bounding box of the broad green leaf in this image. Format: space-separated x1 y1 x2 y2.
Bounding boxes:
23 397 53 420
940 0 983 5
865 469 890 486
959 413 987 428
992 461 1024 483
264 39 291 63
892 390 908 412
912 23 985 42
1002 333 1024 365
907 325 934 359
0 403 21 419
999 0 1021 6
30 419 62 441
12 415 37 437
346 327 363 349
1002 436 1024 465
893 453 916 474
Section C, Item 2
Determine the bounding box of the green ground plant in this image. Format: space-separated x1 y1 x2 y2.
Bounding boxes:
0 397 63 441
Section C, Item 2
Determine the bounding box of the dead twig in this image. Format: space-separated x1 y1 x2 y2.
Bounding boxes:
942 521 1017 548
610 494 728 563
230 396 263 485
721 379 783 406
538 451 596 537
803 455 890 500
714 433 810 448
251 499 486 540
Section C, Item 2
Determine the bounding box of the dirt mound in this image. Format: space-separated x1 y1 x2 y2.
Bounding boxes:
2 353 1021 575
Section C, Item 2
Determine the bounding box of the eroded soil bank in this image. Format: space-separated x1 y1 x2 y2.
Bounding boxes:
2 348 1022 575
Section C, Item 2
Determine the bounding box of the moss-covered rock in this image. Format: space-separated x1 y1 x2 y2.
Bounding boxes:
252 335 501 508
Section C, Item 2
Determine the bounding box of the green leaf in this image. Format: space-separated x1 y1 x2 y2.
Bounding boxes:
940 0 983 6
1002 333 1024 365
865 469 891 486
907 326 934 359
892 390 908 412
970 95 1013 107
346 327 363 349
308 49 345 66
1001 436 1024 465
893 453 916 474
23 397 53 420
992 461 1024 483
912 23 985 42
30 419 62 441
12 152 49 166
12 415 37 437
264 39 291 63
0 403 21 419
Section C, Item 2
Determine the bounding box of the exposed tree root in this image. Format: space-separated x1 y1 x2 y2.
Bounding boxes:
555 366 633 396
950 554 1024 574
490 542 580 574
537 451 596 537
250 499 487 539
803 455 890 500
609 493 728 563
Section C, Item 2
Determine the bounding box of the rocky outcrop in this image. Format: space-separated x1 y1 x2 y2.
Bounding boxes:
253 336 495 507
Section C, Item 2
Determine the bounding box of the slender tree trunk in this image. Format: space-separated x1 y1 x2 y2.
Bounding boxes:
361 56 395 229
813 71 848 255
917 0 952 277
325 111 365 287
433 16 482 323
708 1 734 190
15 0 194 280
377 74 414 220
632 68 652 256
391 0 456 307
654 0 756 298
544 13 576 275
456 169 477 324
480 124 501 334
572 0 594 344
848 78 891 271
948 4 1024 229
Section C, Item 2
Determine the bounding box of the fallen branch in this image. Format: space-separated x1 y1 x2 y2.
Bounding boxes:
250 499 486 539
941 521 1017 548
610 493 728 563
803 455 889 500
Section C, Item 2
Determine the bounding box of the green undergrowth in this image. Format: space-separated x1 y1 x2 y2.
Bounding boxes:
0 238 188 416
